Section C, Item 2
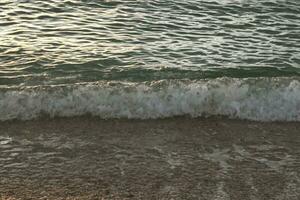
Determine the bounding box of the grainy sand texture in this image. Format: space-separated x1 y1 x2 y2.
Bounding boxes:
0 117 300 199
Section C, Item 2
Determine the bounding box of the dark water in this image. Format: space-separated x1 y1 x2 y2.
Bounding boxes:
0 0 300 121
1 0 300 86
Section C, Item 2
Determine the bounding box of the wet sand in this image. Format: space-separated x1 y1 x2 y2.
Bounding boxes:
0 117 300 199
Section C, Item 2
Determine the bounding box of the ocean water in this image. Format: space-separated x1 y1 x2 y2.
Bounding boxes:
0 0 300 121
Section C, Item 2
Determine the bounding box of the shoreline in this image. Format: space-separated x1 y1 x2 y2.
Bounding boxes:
1 117 300 199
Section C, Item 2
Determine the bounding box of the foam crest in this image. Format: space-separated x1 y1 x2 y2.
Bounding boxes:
1 78 300 121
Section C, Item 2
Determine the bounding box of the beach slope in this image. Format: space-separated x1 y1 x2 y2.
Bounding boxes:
0 117 299 199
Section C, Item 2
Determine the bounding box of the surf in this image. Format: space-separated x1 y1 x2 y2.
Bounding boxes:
1 77 300 121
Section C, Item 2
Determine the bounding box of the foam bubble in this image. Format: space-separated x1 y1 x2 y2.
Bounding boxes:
1 77 300 121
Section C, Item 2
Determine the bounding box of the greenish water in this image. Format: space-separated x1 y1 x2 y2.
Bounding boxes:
1 0 300 86
0 0 300 121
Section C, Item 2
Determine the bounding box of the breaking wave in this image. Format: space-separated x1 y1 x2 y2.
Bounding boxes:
1 77 300 121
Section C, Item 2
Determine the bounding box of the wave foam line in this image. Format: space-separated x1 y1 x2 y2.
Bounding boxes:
1 78 300 121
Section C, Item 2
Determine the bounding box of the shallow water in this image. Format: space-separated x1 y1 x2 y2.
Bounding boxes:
1 117 300 199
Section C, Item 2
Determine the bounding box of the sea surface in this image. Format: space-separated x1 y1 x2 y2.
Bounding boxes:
1 0 300 121
1 2 300 199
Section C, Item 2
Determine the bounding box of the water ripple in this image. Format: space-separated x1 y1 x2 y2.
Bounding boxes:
0 0 300 86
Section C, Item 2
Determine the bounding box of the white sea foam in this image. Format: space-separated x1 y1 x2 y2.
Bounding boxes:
1 77 300 121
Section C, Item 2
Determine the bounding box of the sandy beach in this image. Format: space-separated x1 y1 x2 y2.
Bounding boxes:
0 117 300 200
